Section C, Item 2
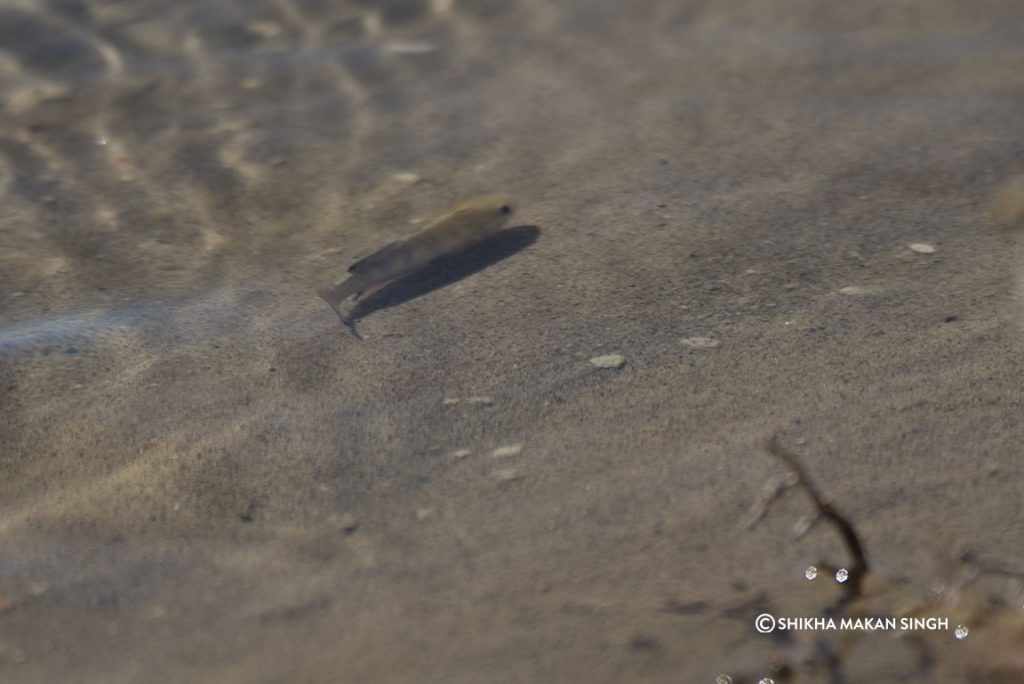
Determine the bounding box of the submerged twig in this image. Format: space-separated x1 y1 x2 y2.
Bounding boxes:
765 434 870 605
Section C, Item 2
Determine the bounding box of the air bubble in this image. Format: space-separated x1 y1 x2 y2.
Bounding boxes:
835 568 849 583
805 566 818 580
955 624 969 640
715 676 733 684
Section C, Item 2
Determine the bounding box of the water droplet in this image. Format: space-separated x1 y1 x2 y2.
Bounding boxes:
955 624 969 640
715 676 733 684
805 566 818 580
835 568 849 583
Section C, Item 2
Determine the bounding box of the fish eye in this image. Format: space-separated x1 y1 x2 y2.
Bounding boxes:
500 205 511 215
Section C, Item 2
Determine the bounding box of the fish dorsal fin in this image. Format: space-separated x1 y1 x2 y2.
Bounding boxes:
348 240 404 275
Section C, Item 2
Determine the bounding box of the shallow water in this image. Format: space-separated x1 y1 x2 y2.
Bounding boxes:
3 1 1024 682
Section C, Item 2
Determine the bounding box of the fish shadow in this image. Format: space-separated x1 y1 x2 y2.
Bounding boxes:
349 224 540 322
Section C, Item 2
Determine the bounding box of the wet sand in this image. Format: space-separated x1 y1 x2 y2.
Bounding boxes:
2 0 1024 681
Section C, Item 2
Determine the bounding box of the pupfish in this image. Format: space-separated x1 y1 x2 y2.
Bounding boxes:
318 194 515 324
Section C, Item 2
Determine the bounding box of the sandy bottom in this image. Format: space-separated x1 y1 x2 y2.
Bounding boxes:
2 0 1024 682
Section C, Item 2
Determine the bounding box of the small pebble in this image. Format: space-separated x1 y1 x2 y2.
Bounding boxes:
491 444 523 458
908 242 936 254
442 398 460 405
450 448 472 459
391 172 421 185
590 354 625 369
792 516 815 537
680 337 719 348
493 468 522 483
466 396 493 406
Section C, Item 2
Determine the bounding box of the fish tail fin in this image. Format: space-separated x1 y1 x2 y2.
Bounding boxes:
317 279 363 339
317 279 358 311
342 316 363 340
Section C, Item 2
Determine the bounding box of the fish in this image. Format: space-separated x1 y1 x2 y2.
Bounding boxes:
318 194 515 330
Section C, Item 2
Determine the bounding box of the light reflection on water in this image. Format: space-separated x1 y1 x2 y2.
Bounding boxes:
0 309 146 357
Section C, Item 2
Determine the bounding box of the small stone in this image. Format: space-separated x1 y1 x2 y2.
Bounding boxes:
589 354 625 369
792 516 815 537
390 172 421 185
466 396 493 406
680 337 719 348
491 444 523 458
493 468 522 483
442 398 460 405
908 242 936 254
450 448 472 459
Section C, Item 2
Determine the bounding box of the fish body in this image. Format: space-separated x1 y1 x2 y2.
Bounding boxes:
318 194 514 321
